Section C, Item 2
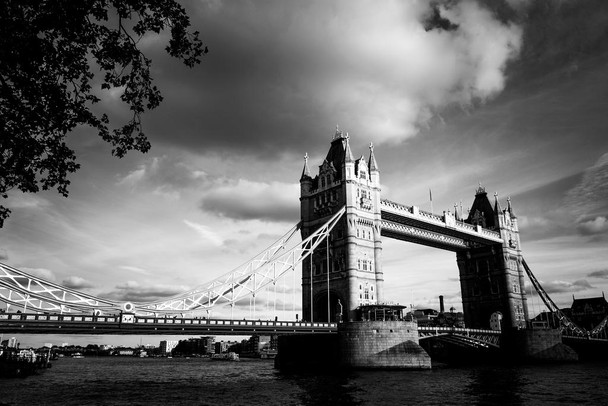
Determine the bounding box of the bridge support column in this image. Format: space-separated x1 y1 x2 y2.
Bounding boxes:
275 320 431 371
457 187 529 330
338 320 430 369
501 328 578 362
300 130 384 322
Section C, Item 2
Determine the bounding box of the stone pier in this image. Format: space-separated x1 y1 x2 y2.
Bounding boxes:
338 320 431 369
275 317 431 371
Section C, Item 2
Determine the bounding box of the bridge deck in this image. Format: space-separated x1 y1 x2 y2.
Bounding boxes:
2 313 504 343
0 313 336 335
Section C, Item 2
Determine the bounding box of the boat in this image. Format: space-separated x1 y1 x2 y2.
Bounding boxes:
211 352 239 361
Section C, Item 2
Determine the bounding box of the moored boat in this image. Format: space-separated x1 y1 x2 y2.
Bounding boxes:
211 352 239 361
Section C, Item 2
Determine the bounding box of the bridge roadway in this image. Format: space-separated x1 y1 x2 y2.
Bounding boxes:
0 312 337 335
0 313 500 345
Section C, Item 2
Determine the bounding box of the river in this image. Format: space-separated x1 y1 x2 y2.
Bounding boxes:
1 357 606 405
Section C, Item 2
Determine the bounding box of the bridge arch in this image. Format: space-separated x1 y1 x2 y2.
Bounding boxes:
312 290 344 323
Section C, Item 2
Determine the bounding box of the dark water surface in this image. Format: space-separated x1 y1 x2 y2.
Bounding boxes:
1 357 606 405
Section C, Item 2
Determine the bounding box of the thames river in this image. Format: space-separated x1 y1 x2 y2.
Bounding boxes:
1 357 607 405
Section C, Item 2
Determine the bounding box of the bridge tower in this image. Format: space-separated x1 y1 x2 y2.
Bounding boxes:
457 186 529 329
300 128 384 322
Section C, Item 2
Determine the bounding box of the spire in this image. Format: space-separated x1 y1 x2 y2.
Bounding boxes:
494 192 502 213
333 124 345 140
507 196 517 218
368 142 379 172
344 132 354 163
300 152 312 181
475 181 486 196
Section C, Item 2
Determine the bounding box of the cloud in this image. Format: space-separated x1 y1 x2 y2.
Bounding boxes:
529 279 594 295
587 270 608 279
183 219 224 247
119 265 152 276
3 194 51 210
61 276 95 289
102 280 189 302
117 155 209 198
146 0 523 155
200 180 299 222
21 267 57 282
562 153 608 238
578 216 608 236
566 152 608 218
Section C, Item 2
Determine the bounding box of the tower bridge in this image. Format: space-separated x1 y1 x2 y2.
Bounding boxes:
299 129 527 331
0 129 606 364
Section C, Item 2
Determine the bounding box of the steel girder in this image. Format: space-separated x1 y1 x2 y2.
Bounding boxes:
380 199 503 246
140 207 345 315
418 326 501 348
0 262 119 314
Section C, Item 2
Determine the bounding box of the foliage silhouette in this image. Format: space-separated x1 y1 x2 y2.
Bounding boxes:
0 0 207 226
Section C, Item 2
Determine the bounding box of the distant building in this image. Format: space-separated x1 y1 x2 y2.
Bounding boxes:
407 307 464 328
159 340 178 356
173 336 215 356
214 340 238 354
570 294 608 330
409 309 438 326
530 295 608 331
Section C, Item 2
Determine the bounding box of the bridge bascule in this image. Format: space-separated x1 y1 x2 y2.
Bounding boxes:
0 130 605 347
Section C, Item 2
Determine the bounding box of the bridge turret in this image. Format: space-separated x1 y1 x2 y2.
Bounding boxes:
300 153 313 194
368 142 379 185
466 184 496 229
457 188 529 330
300 128 384 322
343 132 356 181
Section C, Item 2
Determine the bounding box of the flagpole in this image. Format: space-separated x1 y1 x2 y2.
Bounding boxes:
429 188 433 213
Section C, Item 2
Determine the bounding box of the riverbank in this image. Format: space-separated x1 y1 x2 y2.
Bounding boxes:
0 347 52 378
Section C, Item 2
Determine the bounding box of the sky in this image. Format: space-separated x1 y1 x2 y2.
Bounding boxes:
2 0 608 347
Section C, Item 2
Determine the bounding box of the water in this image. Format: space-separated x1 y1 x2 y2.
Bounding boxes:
1 357 606 405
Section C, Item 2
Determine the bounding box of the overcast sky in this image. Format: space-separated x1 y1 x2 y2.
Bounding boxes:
2 0 608 347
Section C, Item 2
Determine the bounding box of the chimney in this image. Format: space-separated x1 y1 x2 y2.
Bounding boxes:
439 295 445 313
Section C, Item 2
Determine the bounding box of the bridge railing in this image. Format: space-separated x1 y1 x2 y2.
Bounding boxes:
0 312 337 329
417 326 500 335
